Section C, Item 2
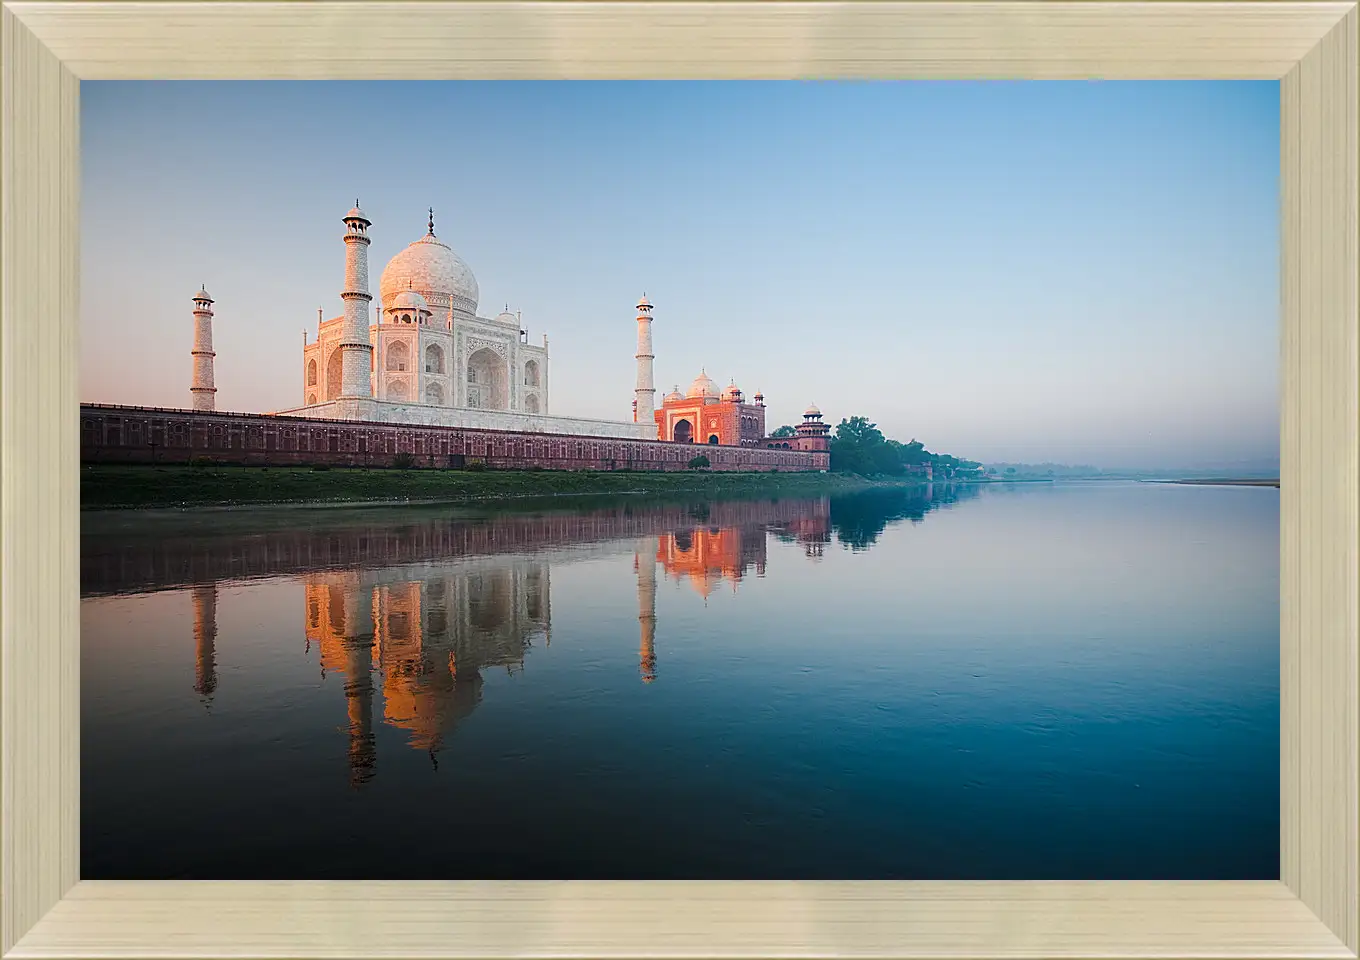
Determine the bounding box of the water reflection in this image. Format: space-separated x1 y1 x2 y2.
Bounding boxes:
303 562 550 784
82 480 1279 880
116 485 970 786
830 482 979 550
191 584 218 702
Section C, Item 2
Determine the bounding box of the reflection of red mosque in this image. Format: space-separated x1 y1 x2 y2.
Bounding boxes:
655 526 768 600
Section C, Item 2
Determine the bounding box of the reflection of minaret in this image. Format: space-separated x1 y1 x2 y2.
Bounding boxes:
191 584 218 700
341 584 377 788
636 542 658 683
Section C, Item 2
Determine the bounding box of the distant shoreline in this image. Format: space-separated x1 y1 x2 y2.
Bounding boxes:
1142 478 1280 488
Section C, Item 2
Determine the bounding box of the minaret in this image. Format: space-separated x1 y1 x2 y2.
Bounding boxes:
190 287 216 411
339 201 375 399
192 584 218 700
634 294 656 423
636 542 658 683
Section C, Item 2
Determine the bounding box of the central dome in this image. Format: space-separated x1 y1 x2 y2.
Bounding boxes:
379 229 479 320
686 370 720 400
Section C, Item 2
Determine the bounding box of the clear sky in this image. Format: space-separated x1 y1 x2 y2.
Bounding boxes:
81 80 1279 471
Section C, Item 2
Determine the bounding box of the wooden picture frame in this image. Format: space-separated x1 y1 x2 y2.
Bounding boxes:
3 2 1355 957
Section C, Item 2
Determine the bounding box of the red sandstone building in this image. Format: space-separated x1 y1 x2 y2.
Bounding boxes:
761 405 832 453
653 373 832 455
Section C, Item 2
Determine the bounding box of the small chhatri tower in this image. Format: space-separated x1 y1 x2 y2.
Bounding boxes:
190 287 216 411
794 405 832 451
634 294 656 422
763 404 831 452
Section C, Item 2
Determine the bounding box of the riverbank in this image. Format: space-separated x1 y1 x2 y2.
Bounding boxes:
81 463 915 511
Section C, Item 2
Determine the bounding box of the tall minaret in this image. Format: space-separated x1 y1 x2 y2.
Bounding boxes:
634 294 656 423
636 542 658 683
339 201 375 399
189 287 216 411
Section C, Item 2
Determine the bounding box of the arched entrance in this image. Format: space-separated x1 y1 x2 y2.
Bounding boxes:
425 343 445 375
673 419 693 444
325 349 343 401
707 435 719 445
467 347 509 411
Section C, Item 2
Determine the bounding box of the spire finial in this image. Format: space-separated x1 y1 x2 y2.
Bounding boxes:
428 207 435 236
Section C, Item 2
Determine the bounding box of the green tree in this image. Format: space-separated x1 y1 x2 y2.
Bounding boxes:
898 439 929 465
687 454 711 470
830 416 903 476
770 425 797 438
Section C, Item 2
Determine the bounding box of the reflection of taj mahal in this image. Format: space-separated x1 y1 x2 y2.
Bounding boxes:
182 499 832 785
302 559 551 785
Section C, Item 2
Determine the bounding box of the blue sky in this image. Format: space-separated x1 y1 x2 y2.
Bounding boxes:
81 80 1279 470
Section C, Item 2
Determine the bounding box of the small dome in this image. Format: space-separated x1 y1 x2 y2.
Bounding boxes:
392 290 428 312
495 309 519 326
686 370 720 400
637 293 653 312
721 381 744 402
345 204 369 223
192 287 213 304
804 404 822 418
663 385 684 404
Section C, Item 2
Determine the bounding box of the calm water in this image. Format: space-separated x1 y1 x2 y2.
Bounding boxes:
81 480 1280 879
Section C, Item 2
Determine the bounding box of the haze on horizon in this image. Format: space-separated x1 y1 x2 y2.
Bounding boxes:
80 80 1280 472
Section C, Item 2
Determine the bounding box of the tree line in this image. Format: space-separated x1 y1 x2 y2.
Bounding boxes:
772 416 981 479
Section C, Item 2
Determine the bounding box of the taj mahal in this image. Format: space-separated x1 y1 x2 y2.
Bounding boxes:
180 201 830 455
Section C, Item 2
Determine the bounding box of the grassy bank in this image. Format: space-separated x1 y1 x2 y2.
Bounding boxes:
82 464 906 510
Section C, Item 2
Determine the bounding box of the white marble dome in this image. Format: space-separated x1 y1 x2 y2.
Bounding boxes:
379 232 479 320
345 204 369 222
804 404 822 418
686 370 719 400
664 385 684 404
192 287 213 304
494 309 519 327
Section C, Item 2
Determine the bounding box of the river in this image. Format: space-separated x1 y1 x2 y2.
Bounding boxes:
80 480 1279 879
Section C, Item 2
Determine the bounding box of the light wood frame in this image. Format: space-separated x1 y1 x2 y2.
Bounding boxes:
2 1 1355 957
